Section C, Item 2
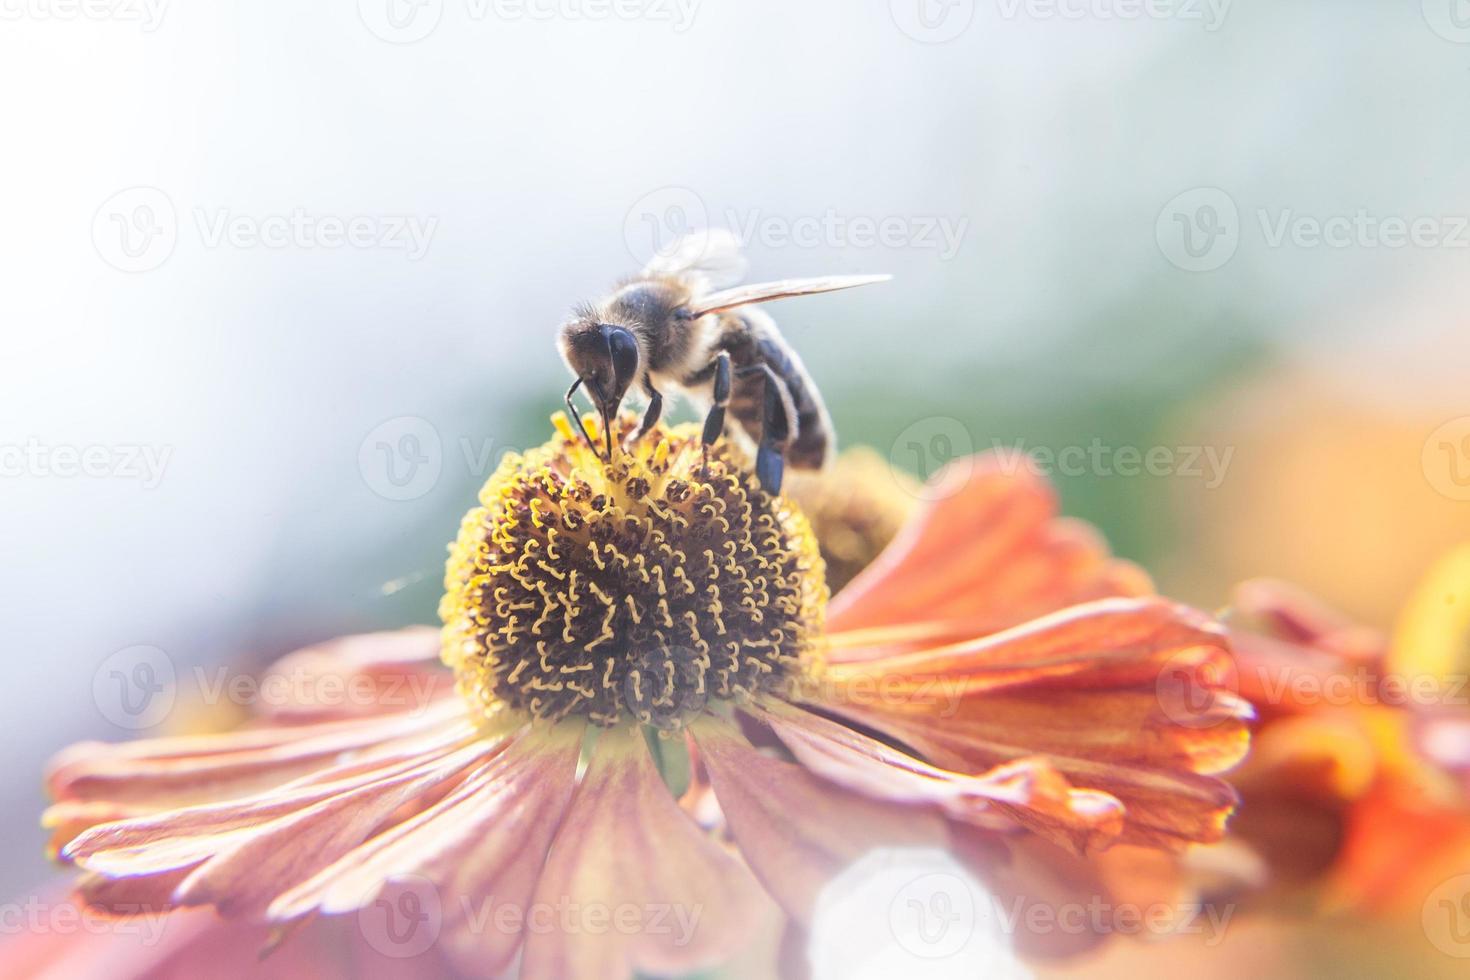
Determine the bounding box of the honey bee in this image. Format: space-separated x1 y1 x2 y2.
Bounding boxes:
557 230 890 493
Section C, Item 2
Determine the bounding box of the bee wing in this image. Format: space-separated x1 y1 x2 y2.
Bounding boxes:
688 274 892 318
641 229 749 289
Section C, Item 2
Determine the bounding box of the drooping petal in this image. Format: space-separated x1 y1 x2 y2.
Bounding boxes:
59 711 479 869
519 725 777 980
808 595 1251 847
753 702 1127 855
690 715 947 924
835 697 1244 850
827 453 1149 651
63 718 497 916
269 724 583 976
48 697 471 811
173 734 500 917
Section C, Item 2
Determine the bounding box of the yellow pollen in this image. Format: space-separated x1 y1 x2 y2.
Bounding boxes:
439 415 828 731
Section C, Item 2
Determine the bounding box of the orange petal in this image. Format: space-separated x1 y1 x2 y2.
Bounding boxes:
171 736 499 917
806 597 1250 849
48 698 471 810
1322 774 1470 914
690 716 947 924
59 712 479 868
828 452 1149 646
270 725 582 976
1232 578 1385 664
823 597 1235 701
519 725 776 980
845 703 1242 850
64 721 494 917
754 701 1126 856
254 627 456 723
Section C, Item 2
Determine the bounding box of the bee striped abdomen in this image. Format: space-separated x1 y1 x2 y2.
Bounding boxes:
718 313 832 471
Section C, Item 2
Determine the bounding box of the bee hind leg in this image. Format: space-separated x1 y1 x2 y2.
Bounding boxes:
736 362 794 496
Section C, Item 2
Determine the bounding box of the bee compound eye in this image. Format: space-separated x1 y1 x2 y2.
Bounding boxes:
605 327 639 389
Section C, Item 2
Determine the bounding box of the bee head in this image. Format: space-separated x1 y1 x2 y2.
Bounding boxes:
558 314 641 458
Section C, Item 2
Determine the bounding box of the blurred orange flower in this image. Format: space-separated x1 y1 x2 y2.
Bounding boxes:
1224 549 1470 915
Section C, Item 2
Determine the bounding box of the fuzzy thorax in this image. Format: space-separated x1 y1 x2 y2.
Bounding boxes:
439 415 828 730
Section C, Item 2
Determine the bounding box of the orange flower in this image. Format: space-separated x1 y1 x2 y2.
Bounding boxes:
1224 554 1470 913
40 421 1249 978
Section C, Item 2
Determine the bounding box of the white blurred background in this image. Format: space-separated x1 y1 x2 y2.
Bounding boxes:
3 0 1469 901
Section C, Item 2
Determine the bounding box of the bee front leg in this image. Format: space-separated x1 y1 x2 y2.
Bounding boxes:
697 352 732 477
631 378 664 442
